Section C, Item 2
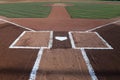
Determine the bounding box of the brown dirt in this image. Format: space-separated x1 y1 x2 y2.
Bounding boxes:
52 31 71 49
6 3 112 31
86 23 120 80
72 32 108 48
36 49 91 80
9 18 111 31
2 0 118 32
0 23 39 80
48 5 71 19
15 31 50 47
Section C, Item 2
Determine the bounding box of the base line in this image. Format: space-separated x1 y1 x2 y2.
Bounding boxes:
86 19 120 32
0 18 35 31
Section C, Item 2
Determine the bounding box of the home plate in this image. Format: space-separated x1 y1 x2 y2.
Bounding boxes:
55 36 67 41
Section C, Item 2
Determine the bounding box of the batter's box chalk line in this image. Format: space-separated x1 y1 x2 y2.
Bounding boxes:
9 31 53 49
9 30 113 80
69 31 113 50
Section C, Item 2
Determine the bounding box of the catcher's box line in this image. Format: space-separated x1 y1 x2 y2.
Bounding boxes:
68 31 113 80
81 48 98 80
29 48 44 80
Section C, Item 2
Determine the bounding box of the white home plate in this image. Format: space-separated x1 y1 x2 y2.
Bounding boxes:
55 36 67 41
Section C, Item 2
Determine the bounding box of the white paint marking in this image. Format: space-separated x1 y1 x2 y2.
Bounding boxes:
68 32 76 49
95 32 113 49
55 36 67 41
81 48 98 80
69 31 113 50
29 48 44 80
9 31 26 48
0 18 35 31
48 31 53 48
9 31 52 49
86 19 120 32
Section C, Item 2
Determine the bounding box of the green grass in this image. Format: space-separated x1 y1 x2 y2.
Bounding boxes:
0 2 51 18
66 2 120 19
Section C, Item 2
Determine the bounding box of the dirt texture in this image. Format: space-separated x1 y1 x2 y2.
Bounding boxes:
86 23 120 80
36 49 91 80
15 31 50 47
7 3 112 31
52 31 71 49
72 32 108 48
0 23 39 80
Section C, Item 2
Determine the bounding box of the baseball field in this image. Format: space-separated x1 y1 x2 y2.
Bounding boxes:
0 0 120 80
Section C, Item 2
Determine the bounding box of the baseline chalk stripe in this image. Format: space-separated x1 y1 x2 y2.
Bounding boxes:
0 18 35 31
29 48 44 80
68 31 113 80
86 19 120 32
81 48 98 80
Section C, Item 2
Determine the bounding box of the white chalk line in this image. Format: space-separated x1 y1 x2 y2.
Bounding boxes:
9 31 26 49
69 31 114 80
95 32 113 49
69 31 113 50
9 29 114 80
0 18 35 31
29 48 44 80
9 31 53 49
29 31 53 80
81 48 98 80
86 19 120 32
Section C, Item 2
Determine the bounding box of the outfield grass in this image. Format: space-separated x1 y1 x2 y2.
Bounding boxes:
66 2 120 19
0 2 51 18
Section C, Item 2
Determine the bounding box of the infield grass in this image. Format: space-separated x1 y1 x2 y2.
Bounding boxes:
66 2 120 19
0 2 51 18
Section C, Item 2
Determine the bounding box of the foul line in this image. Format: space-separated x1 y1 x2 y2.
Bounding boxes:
86 19 120 32
0 18 35 31
29 31 53 80
9 31 26 49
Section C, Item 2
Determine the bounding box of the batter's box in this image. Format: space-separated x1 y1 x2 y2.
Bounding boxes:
69 32 113 49
9 31 53 49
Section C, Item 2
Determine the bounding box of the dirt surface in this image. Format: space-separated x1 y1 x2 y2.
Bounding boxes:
0 23 39 80
48 6 70 19
52 31 71 49
36 49 91 80
9 18 110 31
86 23 120 80
72 32 108 48
15 31 50 47
7 3 111 31
0 2 120 80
